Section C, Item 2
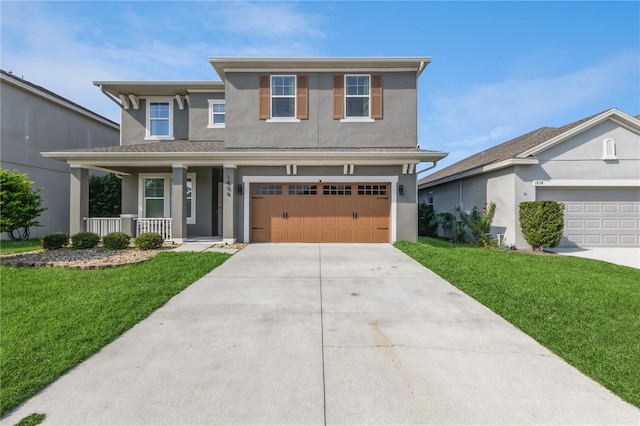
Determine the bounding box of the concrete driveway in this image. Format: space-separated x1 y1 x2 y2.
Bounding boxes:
547 247 640 269
5 244 638 425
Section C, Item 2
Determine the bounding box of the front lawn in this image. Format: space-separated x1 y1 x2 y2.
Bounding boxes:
0 251 230 417
0 239 41 254
395 238 640 408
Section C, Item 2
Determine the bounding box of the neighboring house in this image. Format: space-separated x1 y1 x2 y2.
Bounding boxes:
418 108 640 248
42 57 447 243
1 70 119 239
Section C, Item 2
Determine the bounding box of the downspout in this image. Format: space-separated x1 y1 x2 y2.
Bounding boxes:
99 85 123 108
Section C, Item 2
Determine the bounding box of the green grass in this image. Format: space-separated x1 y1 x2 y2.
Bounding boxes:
0 252 230 417
395 238 640 408
0 239 41 254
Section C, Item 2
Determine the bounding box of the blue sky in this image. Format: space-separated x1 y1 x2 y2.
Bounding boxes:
1 1 638 174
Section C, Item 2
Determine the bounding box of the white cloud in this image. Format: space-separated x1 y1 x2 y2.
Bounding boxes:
0 1 327 122
423 51 639 171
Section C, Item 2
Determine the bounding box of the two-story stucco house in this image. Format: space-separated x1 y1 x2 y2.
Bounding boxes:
43 57 447 243
1 70 119 239
418 108 640 248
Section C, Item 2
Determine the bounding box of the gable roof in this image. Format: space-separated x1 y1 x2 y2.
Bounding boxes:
1 69 119 129
419 108 640 187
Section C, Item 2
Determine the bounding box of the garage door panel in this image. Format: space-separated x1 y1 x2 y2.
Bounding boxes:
539 189 639 248
250 182 390 243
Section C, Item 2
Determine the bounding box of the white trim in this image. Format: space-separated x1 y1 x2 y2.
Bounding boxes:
340 118 375 123
242 175 399 244
119 95 130 110
175 95 184 110
128 95 139 110
144 97 174 140
533 179 640 188
266 117 301 123
207 99 226 128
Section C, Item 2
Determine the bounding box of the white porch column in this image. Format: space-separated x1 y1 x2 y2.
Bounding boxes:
171 165 188 243
222 164 236 244
69 165 89 236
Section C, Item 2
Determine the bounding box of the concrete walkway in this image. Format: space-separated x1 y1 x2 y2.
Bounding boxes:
547 247 640 269
4 244 638 425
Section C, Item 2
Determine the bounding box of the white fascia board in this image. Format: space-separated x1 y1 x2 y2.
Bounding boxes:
419 158 538 189
2 74 119 130
533 179 640 188
517 109 640 158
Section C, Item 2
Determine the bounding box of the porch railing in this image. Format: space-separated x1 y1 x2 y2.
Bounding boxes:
83 217 173 241
136 218 173 241
84 217 121 237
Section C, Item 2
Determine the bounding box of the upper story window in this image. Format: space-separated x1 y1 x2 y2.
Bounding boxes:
208 100 225 127
259 74 308 122
333 74 382 122
146 99 174 140
345 75 370 118
271 75 296 118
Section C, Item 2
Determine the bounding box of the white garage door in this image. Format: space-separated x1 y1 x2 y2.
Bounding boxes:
537 189 640 247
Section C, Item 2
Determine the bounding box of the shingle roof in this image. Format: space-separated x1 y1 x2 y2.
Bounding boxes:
1 69 119 127
52 140 440 154
418 109 611 186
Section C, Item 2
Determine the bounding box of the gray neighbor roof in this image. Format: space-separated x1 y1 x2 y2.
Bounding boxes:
419 109 619 186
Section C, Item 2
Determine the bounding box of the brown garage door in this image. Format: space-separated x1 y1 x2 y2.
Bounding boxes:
250 183 390 242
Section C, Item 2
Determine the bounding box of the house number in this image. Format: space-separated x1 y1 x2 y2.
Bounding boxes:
534 180 544 185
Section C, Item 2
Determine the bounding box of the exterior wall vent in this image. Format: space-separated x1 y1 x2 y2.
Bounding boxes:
603 138 617 160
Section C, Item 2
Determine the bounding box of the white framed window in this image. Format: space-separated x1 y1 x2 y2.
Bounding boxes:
270 75 296 120
344 74 370 119
145 99 174 140
139 173 196 223
208 100 225 128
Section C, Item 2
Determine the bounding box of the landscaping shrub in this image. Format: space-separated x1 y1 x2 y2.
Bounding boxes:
0 169 47 240
89 174 121 217
102 232 131 250
461 202 497 247
70 232 101 249
418 202 438 237
519 201 564 251
134 232 163 250
40 232 69 250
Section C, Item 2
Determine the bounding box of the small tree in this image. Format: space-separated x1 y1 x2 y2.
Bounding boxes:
434 212 455 240
461 202 497 247
89 174 122 217
0 169 47 240
519 201 565 252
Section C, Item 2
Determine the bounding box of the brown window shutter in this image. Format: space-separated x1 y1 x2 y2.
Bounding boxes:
296 74 308 120
259 75 270 119
371 74 382 119
333 74 344 119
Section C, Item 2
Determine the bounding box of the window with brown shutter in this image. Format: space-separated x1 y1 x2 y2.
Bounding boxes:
296 74 308 120
333 74 344 119
371 74 382 119
259 75 270 119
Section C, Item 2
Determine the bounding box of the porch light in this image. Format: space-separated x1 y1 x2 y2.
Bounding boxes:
399 184 404 196
237 184 243 195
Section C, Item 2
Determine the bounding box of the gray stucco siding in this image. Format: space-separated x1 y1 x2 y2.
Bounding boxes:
224 72 417 149
187 92 225 141
121 99 189 145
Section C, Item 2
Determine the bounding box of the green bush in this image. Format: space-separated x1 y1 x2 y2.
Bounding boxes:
89 174 121 217
0 169 47 240
418 202 438 237
40 232 69 250
134 232 164 250
70 232 101 249
519 201 565 251
461 202 497 247
102 232 131 250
